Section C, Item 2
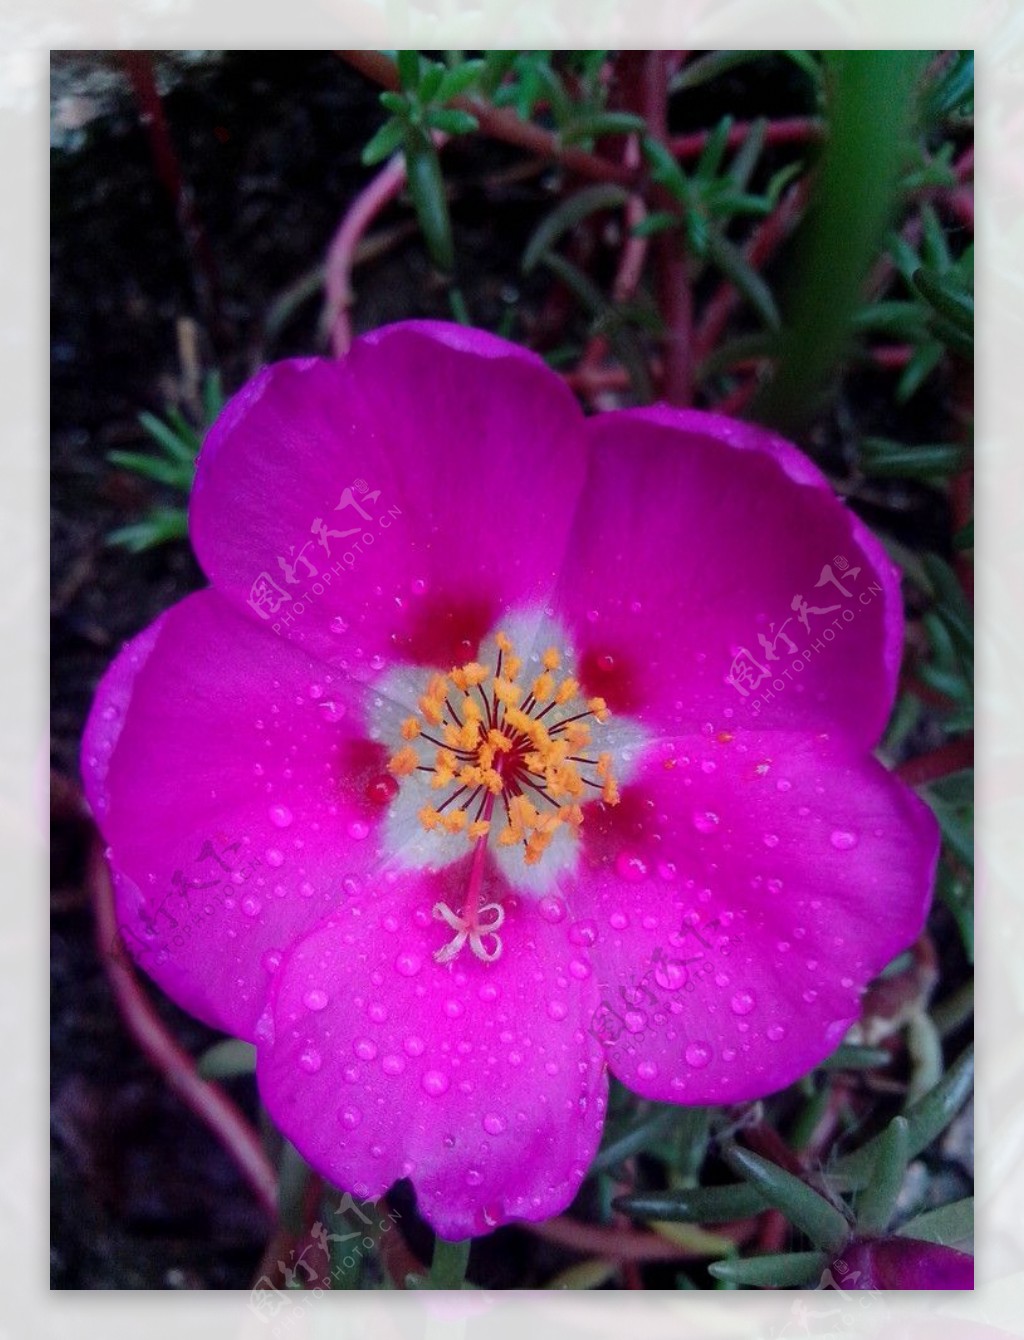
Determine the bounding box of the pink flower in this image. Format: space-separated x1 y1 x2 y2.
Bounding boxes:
83 322 938 1240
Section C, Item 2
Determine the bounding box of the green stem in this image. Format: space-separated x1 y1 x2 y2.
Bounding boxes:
752 50 930 432
428 1236 472 1289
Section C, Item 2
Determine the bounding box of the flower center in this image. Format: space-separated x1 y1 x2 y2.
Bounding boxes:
384 630 620 965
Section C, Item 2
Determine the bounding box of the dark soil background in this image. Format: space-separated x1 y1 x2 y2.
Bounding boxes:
50 51 970 1290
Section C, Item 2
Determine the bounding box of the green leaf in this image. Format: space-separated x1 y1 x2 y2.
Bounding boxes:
672 50 769 94
163 406 203 454
722 1145 850 1252
138 410 200 466
912 265 974 337
925 51 974 121
920 203 952 273
694 116 734 184
706 229 781 330
417 60 445 104
428 1237 471 1289
897 340 944 402
560 110 647 146
403 128 454 272
631 211 679 239
277 1140 313 1236
897 1196 973 1246
107 449 192 488
396 50 421 91
424 107 479 136
362 116 406 166
106 507 189 552
728 117 766 191
615 1181 768 1224
834 1044 974 1188
544 1258 620 1290
922 553 973 680
196 1038 256 1079
859 437 964 479
522 183 630 272
819 1044 893 1070
708 1251 826 1288
201 370 223 426
591 1105 680 1174
379 90 409 117
856 1115 910 1234
641 136 689 201
954 518 974 551
436 59 486 102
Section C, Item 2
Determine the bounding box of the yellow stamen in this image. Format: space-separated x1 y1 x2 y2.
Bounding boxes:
387 746 419 777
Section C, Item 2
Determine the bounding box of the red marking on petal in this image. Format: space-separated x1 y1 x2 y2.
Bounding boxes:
392 592 498 669
336 738 391 818
578 645 643 713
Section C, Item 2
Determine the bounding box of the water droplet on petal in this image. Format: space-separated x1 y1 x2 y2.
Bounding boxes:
538 895 566 923
685 1042 712 1068
303 989 329 1011
348 819 371 840
265 849 285 868
767 1024 786 1042
330 616 349 635
299 1046 322 1074
830 829 859 851
269 804 293 829
403 1034 425 1057
411 578 428 596
763 832 780 848
465 1167 484 1186
483 1113 506 1135
261 949 282 974
615 852 648 883
654 958 687 991
421 1069 450 1096
395 950 422 977
637 1060 658 1080
339 1106 361 1129
444 998 464 1019
730 990 756 1016
354 1038 378 1061
547 999 568 1021
569 920 597 947
241 894 262 918
366 775 398 805
692 810 720 834
382 1054 405 1075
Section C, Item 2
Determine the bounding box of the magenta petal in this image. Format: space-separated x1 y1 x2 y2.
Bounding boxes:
190 321 587 675
257 871 608 1239
836 1237 974 1290
82 589 398 1039
553 408 903 743
570 729 938 1102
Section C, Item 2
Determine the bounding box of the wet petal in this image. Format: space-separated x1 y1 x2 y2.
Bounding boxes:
566 728 938 1102
257 867 608 1239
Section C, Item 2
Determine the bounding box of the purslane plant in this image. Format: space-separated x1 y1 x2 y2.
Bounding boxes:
83 321 938 1240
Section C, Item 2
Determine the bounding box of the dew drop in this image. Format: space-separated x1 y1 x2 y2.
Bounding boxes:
261 949 282 974
692 810 720 834
330 616 349 634
444 998 464 1019
395 951 422 977
569 919 597 947
303 989 329 1011
830 829 859 851
685 1042 712 1068
411 577 428 596
637 1060 658 1080
478 982 499 1002
265 848 285 868
483 1113 507 1135
382 1054 405 1075
269 804 294 829
538 895 566 924
366 775 399 805
730 990 756 1016
421 1069 450 1097
586 609 599 623
339 1106 362 1129
802 989 818 1004
465 1167 484 1186
299 1046 322 1074
348 819 371 841
596 653 615 673
762 832 780 848
241 894 262 918
623 1011 646 1034
354 1038 378 1061
403 1034 425 1057
657 861 677 882
547 999 568 1021
368 1002 388 1023
568 958 591 981
615 852 648 883
609 910 629 930
767 1024 786 1042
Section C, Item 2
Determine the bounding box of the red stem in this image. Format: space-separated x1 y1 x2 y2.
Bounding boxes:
670 116 824 159
121 52 225 345
643 51 693 405
896 737 973 787
88 839 278 1220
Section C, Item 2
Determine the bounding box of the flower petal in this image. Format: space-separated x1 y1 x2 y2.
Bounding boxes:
82 590 401 1039
190 322 587 677
257 868 608 1239
553 408 903 744
566 729 938 1102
